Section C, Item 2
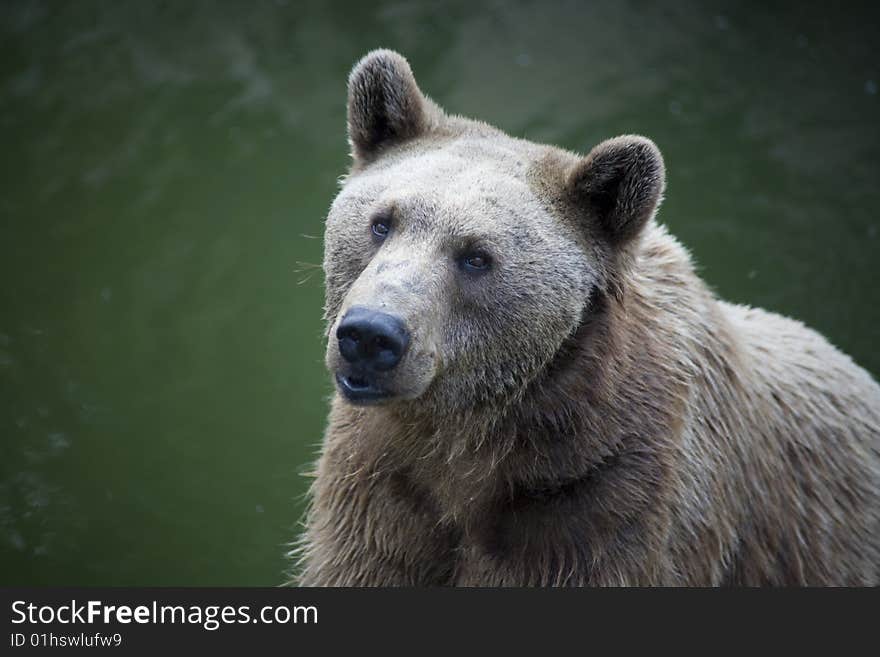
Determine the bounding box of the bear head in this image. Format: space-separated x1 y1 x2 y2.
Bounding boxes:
323 49 665 416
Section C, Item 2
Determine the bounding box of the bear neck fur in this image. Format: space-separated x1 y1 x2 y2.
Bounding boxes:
326 219 735 534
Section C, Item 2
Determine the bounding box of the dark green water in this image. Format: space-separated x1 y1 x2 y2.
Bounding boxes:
1 1 878 585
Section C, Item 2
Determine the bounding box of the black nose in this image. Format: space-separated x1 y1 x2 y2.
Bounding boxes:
336 307 410 372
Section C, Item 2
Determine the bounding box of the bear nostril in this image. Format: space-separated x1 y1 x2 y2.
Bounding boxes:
338 335 359 363
336 307 409 371
337 326 360 342
337 326 361 363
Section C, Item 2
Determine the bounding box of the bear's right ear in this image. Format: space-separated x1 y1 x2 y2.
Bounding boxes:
566 135 665 247
347 49 437 167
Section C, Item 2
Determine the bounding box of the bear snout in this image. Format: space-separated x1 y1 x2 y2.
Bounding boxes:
333 306 414 405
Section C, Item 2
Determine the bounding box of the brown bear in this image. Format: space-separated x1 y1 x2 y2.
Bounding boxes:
294 49 880 586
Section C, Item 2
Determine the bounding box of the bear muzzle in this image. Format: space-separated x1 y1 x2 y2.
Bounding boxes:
333 306 411 404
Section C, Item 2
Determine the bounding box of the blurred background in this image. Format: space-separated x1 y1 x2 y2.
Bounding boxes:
1 0 878 585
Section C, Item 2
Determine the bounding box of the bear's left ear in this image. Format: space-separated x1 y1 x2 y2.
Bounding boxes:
566 135 665 247
347 49 439 167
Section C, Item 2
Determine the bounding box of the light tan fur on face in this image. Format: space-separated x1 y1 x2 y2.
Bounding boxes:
294 50 880 586
324 134 595 409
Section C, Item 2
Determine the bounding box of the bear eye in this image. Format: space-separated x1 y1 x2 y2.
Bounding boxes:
460 251 492 273
371 217 391 241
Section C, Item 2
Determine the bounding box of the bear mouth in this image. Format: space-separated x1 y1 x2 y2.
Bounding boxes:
335 372 394 405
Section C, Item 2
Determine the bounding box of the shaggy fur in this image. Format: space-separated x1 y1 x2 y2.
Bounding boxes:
294 50 880 586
